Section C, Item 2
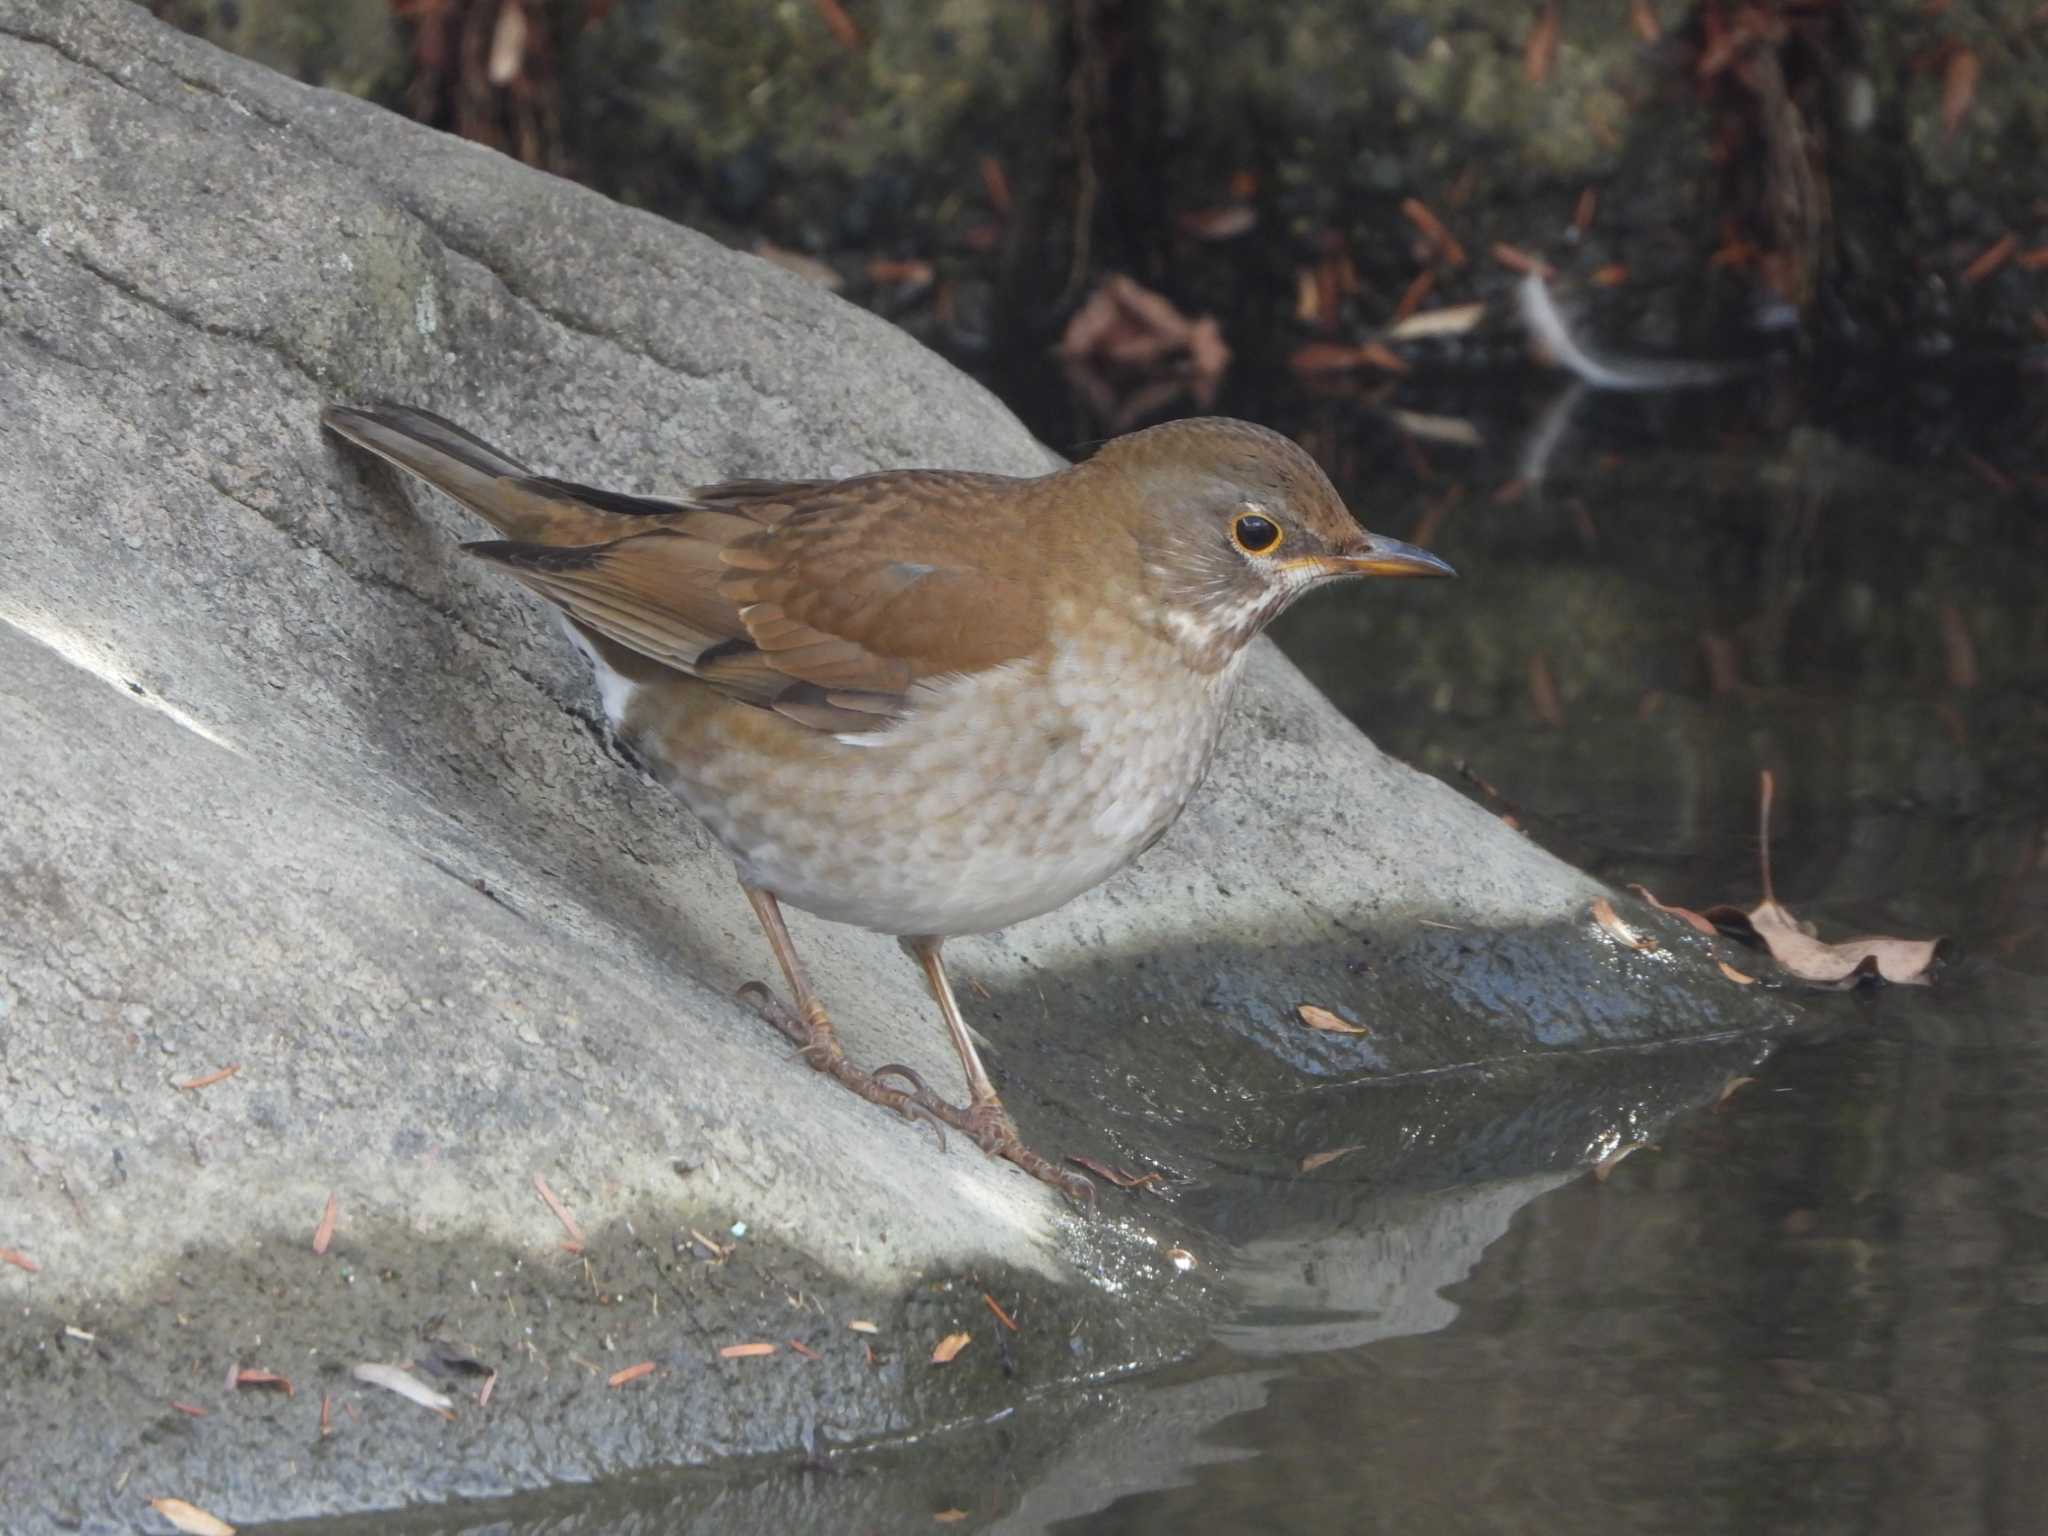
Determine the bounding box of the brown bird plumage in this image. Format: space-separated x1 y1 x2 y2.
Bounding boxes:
322 404 1453 1201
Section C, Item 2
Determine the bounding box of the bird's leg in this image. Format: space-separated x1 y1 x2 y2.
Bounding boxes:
898 936 1095 1207
738 885 946 1151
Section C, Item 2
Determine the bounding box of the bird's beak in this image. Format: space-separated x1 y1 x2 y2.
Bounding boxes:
1329 533 1457 579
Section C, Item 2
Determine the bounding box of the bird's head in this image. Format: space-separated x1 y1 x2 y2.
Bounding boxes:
1093 417 1454 670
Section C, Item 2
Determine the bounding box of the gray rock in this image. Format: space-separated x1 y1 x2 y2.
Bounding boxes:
0 3 1793 1528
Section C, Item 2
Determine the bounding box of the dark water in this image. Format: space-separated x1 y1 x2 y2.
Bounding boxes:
1055 361 2048 1535
279 359 2047 1533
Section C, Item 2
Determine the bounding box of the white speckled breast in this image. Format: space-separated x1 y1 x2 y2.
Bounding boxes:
608 605 1245 937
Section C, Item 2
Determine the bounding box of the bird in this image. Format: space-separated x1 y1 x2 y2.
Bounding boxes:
321 405 1454 1202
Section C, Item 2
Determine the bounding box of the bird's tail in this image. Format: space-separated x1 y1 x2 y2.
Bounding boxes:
322 404 694 544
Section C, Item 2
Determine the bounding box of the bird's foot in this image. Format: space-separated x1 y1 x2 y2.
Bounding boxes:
736 982 948 1152
869 1072 1095 1209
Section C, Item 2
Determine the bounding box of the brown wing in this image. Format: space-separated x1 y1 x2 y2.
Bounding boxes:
464 475 1040 733
468 472 1047 730
326 404 1049 732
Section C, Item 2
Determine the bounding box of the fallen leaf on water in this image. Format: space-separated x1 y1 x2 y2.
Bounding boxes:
148 1498 235 1536
1629 884 1719 937
1297 1004 1370 1035
351 1363 452 1416
312 1192 338 1256
1388 409 1483 448
1527 652 1563 726
1717 960 1758 985
607 1361 656 1388
1594 1141 1653 1181
1714 1076 1758 1111
1382 301 1485 343
232 1368 293 1397
1299 1145 1363 1173
1703 771 1946 987
1591 897 1657 951
930 1332 971 1364
720 1342 779 1359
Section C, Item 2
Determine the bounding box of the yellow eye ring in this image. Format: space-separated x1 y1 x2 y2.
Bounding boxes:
1232 512 1283 555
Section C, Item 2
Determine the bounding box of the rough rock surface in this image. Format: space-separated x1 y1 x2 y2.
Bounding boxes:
0 3 1793 1529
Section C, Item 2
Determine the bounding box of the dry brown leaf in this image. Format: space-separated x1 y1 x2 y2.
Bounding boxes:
1961 232 2018 285
930 1332 972 1364
1399 198 1467 266
485 0 527 85
1593 1141 1653 1181
1177 204 1258 241
1388 410 1483 449
1591 897 1657 951
175 1064 240 1091
1299 1145 1363 1173
148 1498 235 1536
312 1192 338 1256
1713 900 1944 987
1942 46 1979 138
1382 302 1485 343
532 1173 584 1249
1717 960 1758 985
607 1361 656 1388
719 1342 779 1359
1714 1075 1758 1111
752 240 843 291
1704 771 1946 987
1491 242 1554 276
1527 652 1563 726
1525 3 1559 85
1296 1004 1370 1035
1629 885 1720 937
814 0 862 50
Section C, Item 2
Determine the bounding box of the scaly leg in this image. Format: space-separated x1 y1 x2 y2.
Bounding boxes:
897 936 1094 1206
737 885 946 1150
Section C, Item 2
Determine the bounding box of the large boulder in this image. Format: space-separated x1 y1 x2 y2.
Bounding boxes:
0 3 1792 1528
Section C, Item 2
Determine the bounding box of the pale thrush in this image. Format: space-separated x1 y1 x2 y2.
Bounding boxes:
322 407 1453 1201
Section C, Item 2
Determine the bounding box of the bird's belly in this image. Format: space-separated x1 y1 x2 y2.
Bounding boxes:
641 647 1242 937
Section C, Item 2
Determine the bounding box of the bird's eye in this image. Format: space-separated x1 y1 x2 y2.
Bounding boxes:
1231 512 1282 555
